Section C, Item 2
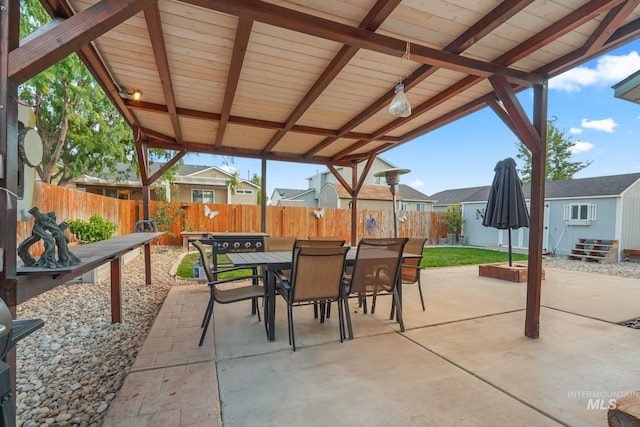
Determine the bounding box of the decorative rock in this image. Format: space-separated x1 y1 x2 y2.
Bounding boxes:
16 247 182 427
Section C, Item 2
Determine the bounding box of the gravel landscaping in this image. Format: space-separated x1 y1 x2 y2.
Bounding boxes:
12 248 640 426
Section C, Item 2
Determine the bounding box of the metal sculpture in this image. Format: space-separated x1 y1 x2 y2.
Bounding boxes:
17 207 81 268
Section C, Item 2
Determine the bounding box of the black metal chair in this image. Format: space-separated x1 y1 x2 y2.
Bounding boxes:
278 246 349 351
193 240 265 346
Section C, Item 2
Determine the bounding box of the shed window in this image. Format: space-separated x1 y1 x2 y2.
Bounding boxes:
400 203 408 211
416 203 426 212
563 203 597 225
192 189 215 203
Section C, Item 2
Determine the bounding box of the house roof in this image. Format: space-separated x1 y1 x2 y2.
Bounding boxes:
272 188 310 199
23 1 640 171
398 184 431 202
430 186 489 206
329 183 426 202
74 163 259 188
613 69 640 105
432 173 640 205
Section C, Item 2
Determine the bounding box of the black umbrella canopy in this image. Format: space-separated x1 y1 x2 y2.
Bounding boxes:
483 157 529 266
483 157 529 230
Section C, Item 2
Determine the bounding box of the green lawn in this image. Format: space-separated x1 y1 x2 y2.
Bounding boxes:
177 246 528 279
176 252 256 280
421 247 527 268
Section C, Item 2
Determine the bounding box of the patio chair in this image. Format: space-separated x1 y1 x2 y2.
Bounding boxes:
193 240 265 346
278 246 349 351
295 239 346 320
400 237 427 311
388 237 427 319
342 238 408 339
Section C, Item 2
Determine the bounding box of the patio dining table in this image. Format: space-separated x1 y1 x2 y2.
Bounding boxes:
227 248 420 341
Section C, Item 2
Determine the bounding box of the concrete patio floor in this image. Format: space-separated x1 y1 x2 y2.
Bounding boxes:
103 265 640 426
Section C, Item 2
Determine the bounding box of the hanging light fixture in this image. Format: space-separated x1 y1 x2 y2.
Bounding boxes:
388 42 413 117
118 86 143 101
388 83 411 117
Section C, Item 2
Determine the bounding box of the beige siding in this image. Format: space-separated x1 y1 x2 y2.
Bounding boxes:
621 180 640 250
172 183 227 204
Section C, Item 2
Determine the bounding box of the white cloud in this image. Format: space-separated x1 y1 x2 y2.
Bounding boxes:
581 118 618 133
569 127 583 135
549 51 640 92
571 141 594 154
410 179 424 188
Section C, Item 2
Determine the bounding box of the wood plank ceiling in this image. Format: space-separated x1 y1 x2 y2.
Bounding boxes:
14 0 640 174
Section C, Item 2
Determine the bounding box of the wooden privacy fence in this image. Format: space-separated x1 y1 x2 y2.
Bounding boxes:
17 183 449 249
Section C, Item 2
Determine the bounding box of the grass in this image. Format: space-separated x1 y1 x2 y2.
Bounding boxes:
421 247 528 268
176 251 257 280
177 246 528 279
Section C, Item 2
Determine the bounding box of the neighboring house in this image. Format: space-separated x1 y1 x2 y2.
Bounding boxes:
318 183 433 212
72 164 259 205
272 156 432 210
270 188 315 206
433 173 640 260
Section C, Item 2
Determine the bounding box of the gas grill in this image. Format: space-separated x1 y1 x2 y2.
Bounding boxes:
196 232 269 271
0 299 43 427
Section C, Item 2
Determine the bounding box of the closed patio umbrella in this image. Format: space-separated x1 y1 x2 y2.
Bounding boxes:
482 157 529 266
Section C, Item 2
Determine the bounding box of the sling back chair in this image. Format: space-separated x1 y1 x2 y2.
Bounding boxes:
278 246 349 351
342 238 408 339
295 239 346 321
193 240 265 346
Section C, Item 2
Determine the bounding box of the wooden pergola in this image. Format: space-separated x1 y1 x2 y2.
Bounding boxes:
2 0 640 341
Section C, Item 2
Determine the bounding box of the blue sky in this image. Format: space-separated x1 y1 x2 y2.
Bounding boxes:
185 39 640 198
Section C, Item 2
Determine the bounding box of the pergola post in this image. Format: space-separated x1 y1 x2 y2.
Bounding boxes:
525 81 548 338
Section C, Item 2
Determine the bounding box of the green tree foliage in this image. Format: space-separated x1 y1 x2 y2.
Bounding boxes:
250 173 267 205
18 0 137 186
444 205 463 234
515 122 592 182
19 0 180 187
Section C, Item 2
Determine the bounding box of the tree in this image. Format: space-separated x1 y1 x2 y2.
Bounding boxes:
18 0 138 186
515 122 592 182
250 173 267 205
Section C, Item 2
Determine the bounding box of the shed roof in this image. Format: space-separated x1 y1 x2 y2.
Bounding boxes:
432 172 640 204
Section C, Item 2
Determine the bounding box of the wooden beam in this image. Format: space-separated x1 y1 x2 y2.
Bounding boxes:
148 150 187 184
261 0 401 154
216 17 253 147
489 75 543 153
144 2 183 144
305 0 533 157
525 82 548 339
145 133 353 166
124 99 397 141
9 0 156 83
135 138 149 185
582 0 640 57
332 0 624 160
183 0 543 85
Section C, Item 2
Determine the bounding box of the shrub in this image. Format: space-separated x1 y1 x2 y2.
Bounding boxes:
67 214 117 243
444 205 463 234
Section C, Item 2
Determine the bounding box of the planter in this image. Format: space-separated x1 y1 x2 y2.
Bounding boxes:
447 234 456 245
478 262 545 283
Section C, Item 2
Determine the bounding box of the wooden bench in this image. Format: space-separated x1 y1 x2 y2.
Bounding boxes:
623 248 640 261
15 232 162 323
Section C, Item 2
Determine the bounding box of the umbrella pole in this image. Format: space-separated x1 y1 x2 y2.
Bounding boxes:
508 228 513 266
